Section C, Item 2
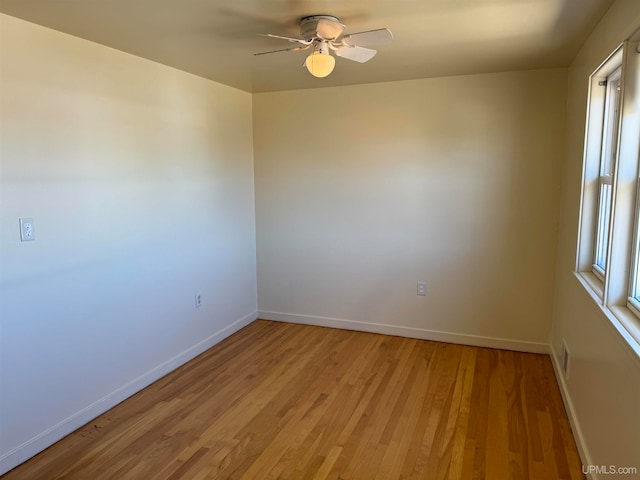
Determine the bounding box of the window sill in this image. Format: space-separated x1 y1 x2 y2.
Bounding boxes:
608 306 640 359
574 272 640 364
575 271 604 302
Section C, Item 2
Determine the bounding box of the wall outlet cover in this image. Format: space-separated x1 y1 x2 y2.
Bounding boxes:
19 217 35 241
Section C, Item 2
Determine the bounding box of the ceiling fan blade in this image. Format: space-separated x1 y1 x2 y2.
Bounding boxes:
260 33 310 45
316 18 345 40
254 45 310 56
335 45 377 63
342 28 393 46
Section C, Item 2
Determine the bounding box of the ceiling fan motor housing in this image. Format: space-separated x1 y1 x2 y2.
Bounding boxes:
300 15 344 41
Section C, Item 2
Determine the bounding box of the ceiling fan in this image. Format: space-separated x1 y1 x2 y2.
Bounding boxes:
255 15 393 78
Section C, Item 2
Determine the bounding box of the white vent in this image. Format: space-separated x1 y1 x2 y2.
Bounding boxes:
561 340 571 379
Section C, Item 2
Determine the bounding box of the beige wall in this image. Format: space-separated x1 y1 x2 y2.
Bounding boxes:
4 1 640 475
0 14 257 473
550 0 640 474
254 69 567 351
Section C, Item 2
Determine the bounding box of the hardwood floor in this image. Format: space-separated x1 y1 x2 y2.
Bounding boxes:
2 320 585 480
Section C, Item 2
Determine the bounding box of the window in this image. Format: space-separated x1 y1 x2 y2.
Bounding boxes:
592 66 622 280
576 32 640 349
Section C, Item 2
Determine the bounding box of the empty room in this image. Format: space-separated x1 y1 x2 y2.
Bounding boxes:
1 0 639 479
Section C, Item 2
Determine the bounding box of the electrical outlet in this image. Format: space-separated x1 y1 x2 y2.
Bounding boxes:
195 293 202 308
417 282 426 296
19 218 35 241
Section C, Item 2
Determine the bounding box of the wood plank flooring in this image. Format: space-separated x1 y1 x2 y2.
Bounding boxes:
1 320 585 480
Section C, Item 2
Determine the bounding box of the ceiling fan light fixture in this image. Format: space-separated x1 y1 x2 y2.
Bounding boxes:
305 50 335 78
256 16 393 80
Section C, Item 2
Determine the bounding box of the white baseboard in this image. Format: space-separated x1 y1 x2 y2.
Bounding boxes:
549 348 595 480
0 310 258 476
259 310 550 354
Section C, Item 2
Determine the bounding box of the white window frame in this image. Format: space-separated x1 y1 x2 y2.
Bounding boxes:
576 32 640 352
592 66 622 282
626 41 640 318
576 48 623 296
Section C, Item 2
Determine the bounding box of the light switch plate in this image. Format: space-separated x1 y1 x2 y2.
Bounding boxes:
19 218 35 241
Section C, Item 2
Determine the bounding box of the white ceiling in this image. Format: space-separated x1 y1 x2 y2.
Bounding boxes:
0 0 615 93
